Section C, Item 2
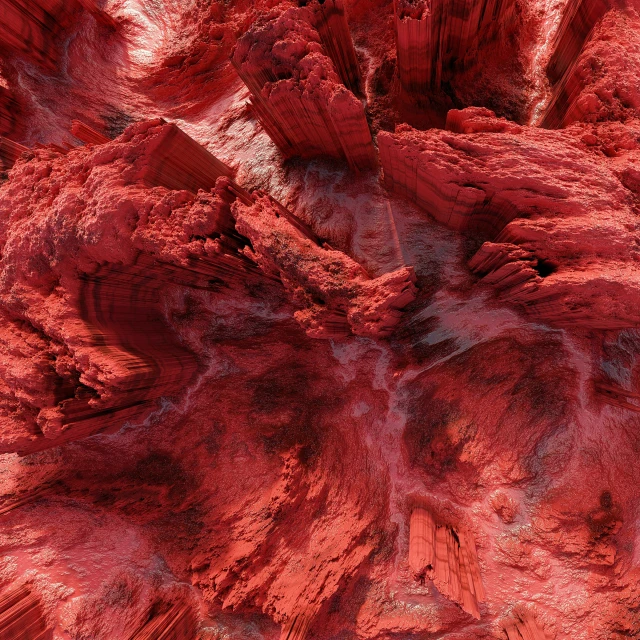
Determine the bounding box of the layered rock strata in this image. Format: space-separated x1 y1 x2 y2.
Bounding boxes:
541 1 640 128
70 120 111 145
408 507 485 619
0 0 115 69
0 83 22 138
128 601 196 640
231 2 376 171
393 0 519 93
0 137 27 171
379 108 640 328
0 584 49 640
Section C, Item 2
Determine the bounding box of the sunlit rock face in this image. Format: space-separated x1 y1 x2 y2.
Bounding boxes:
0 1 639 639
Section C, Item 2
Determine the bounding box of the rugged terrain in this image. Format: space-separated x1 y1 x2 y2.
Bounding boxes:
0 0 639 638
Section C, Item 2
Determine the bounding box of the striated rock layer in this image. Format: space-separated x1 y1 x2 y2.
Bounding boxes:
231 1 376 171
393 0 519 94
379 107 640 328
541 0 640 128
409 507 485 618
0 0 115 69
0 119 414 455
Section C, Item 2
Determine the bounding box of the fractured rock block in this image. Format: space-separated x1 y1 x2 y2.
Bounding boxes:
128 601 196 640
128 120 234 193
0 137 28 171
70 120 111 145
231 2 376 171
409 507 485 619
542 4 640 128
394 0 518 94
379 110 640 328
0 584 50 640
231 188 417 339
546 0 609 86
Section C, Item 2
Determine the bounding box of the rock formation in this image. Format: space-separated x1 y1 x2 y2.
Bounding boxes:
0 584 50 640
502 611 550 640
232 191 417 338
0 119 415 454
409 507 485 619
393 0 519 94
0 137 27 171
128 601 196 640
70 120 111 145
379 108 640 328
0 0 639 638
0 0 115 69
542 0 640 128
231 1 376 171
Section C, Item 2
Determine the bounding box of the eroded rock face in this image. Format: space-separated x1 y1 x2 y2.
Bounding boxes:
543 1 640 128
231 1 376 170
1 0 640 639
379 108 640 328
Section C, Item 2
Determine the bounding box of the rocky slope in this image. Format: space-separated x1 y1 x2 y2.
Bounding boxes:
0 0 639 639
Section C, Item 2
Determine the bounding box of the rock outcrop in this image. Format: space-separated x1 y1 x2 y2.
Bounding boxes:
0 121 249 454
70 120 111 145
232 191 417 339
0 137 27 171
0 118 414 454
502 611 550 640
0 83 22 139
542 1 640 128
231 2 376 171
409 507 485 619
128 601 196 640
0 584 50 640
379 109 640 328
393 0 519 94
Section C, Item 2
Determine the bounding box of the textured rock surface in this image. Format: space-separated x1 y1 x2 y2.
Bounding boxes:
394 0 519 93
0 0 639 639
542 1 640 127
379 109 640 328
231 2 376 170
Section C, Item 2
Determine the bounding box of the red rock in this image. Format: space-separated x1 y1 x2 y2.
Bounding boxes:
409 507 485 619
0 0 115 70
70 120 111 146
231 2 376 171
0 584 49 640
0 137 28 171
503 610 550 640
542 3 640 128
379 110 640 328
0 122 247 454
128 601 196 640
305 0 363 94
393 0 519 93
0 83 22 139
232 191 417 338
